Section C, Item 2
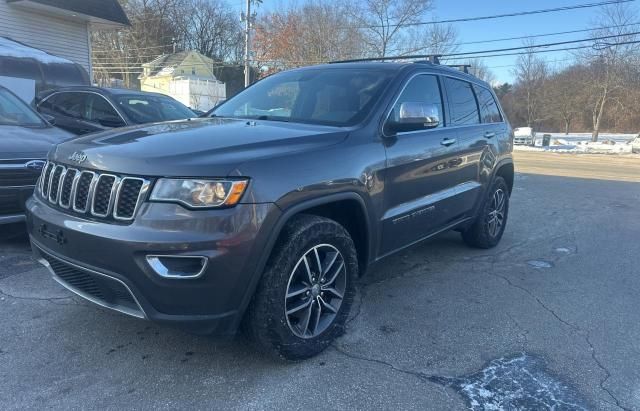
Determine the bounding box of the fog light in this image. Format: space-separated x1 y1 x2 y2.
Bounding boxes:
146 255 208 279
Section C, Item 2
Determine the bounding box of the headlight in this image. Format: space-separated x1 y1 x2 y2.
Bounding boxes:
150 178 249 208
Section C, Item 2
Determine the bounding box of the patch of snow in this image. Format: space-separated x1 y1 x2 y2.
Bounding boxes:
0 37 71 64
527 260 554 269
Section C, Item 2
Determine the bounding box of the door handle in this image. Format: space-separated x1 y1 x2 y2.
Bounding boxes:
484 132 496 139
440 138 456 146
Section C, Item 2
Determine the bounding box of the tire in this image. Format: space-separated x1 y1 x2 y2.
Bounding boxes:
462 176 510 249
244 214 358 360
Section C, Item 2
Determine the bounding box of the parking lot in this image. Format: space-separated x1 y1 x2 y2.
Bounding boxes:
1 151 639 410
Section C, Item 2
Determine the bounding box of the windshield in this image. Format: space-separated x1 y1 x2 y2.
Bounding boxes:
212 68 393 127
115 95 194 124
0 88 45 127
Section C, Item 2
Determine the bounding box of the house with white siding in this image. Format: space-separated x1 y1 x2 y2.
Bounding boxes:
0 0 128 80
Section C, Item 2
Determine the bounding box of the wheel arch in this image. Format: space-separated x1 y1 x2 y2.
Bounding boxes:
234 192 374 330
494 158 514 194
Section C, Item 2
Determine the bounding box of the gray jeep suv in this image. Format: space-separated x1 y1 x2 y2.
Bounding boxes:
26 60 514 360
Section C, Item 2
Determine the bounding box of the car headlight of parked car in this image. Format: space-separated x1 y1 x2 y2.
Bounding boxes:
150 178 248 208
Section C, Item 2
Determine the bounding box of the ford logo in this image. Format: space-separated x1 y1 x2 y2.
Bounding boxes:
24 160 46 171
68 151 87 163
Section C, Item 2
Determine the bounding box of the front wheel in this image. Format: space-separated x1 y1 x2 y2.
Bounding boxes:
244 215 358 360
462 176 510 249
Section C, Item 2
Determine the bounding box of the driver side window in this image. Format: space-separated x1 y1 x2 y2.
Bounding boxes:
386 75 444 133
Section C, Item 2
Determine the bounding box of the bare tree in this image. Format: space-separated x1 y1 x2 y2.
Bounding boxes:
253 2 365 72
546 66 582 134
579 2 640 141
91 0 184 88
512 40 548 128
465 59 495 84
174 0 244 63
352 0 433 57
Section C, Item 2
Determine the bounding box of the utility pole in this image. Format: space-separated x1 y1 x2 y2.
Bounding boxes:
242 0 251 87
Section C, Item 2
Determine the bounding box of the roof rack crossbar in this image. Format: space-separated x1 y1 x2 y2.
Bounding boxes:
445 64 472 74
330 54 442 64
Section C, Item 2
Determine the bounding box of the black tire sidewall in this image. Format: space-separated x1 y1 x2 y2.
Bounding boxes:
479 177 510 246
246 215 358 360
462 176 510 248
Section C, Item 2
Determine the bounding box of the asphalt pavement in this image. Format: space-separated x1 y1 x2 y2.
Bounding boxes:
1 152 639 410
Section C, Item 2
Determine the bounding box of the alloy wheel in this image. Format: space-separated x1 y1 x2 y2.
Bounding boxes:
284 244 347 339
487 188 506 238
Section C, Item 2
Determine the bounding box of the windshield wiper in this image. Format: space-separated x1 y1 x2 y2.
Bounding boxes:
255 115 289 123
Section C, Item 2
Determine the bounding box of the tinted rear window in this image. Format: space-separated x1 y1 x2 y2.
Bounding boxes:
444 77 480 126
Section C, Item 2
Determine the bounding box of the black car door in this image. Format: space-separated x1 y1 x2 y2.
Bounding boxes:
380 73 466 255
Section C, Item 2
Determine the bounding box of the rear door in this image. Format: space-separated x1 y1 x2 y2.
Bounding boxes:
38 92 88 135
380 73 464 255
441 77 488 216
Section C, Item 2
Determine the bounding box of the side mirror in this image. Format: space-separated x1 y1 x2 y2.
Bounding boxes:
42 114 56 126
387 102 440 133
98 117 125 128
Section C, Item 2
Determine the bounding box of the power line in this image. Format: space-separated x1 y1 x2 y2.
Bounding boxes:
445 39 640 60
444 30 640 57
355 0 635 29
449 22 640 47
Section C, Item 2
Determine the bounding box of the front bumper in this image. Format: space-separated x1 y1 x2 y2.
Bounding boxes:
26 195 280 334
0 185 34 224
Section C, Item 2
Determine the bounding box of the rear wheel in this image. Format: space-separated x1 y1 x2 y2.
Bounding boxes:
244 215 358 360
462 176 509 249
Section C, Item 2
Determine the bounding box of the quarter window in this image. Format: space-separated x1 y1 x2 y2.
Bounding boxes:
444 78 480 126
474 85 502 123
386 74 444 133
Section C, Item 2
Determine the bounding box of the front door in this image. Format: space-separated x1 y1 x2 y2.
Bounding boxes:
380 74 466 255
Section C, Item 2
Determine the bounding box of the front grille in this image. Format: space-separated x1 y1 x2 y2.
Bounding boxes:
39 248 144 318
38 161 150 223
0 169 40 187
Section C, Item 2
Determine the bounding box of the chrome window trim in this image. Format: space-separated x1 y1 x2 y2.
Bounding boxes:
90 174 119 217
58 168 79 209
48 165 65 203
72 171 96 213
113 177 150 221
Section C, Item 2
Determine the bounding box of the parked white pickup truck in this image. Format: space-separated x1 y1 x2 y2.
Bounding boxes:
513 127 535 146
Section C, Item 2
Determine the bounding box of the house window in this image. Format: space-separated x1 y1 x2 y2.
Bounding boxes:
192 67 196 75
181 69 185 74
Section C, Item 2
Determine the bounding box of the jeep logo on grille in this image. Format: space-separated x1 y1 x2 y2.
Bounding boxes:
68 151 87 164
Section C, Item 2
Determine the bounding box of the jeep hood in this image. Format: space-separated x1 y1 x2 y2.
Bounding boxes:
51 118 349 176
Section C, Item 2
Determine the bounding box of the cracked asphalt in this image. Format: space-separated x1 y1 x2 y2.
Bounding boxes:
1 151 639 410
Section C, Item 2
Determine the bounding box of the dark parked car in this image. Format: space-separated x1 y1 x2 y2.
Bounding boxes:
0 86 72 225
27 59 514 360
36 87 195 135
